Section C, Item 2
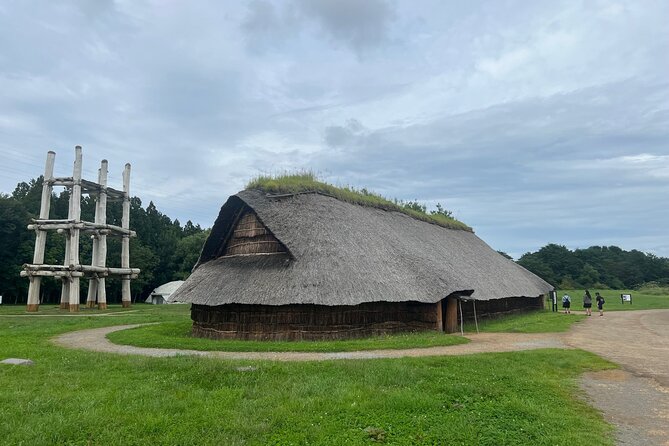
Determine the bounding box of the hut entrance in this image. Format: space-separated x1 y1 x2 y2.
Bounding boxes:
443 296 459 333
222 211 287 257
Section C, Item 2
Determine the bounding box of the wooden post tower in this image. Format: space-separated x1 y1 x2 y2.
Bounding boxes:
21 147 140 312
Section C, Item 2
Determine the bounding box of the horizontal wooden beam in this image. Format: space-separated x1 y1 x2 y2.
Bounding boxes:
23 264 140 275
28 220 136 236
21 270 84 278
21 270 139 279
49 178 125 199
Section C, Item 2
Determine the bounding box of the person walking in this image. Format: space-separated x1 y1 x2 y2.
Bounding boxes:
561 294 571 314
595 292 605 316
583 290 593 316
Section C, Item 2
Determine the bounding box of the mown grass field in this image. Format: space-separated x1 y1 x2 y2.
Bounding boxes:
0 303 622 445
560 289 669 311
467 290 669 333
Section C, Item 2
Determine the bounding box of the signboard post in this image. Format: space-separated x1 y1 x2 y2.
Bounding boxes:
549 290 558 312
621 293 632 304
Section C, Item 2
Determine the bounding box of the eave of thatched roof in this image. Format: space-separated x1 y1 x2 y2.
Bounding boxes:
172 190 553 306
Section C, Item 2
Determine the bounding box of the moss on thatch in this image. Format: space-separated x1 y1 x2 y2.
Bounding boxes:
245 173 472 231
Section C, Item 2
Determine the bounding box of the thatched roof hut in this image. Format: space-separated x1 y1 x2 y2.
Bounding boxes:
145 281 185 305
172 189 552 340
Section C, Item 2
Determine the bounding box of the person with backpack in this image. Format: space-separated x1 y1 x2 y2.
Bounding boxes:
595 292 605 316
561 294 571 314
583 290 593 316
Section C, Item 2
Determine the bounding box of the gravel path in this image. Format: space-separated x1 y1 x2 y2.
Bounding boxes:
51 309 669 445
563 310 669 446
52 325 569 361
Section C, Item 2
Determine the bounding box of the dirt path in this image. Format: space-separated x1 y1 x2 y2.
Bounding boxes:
51 309 669 445
52 325 569 361
564 310 669 446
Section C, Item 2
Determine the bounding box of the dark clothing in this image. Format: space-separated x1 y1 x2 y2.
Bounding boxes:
596 295 605 310
583 303 592 309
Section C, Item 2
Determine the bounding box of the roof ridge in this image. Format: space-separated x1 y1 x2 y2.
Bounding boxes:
244 188 473 232
264 190 336 199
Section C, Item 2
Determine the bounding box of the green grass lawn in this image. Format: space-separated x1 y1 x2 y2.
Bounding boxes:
466 309 587 333
0 304 618 445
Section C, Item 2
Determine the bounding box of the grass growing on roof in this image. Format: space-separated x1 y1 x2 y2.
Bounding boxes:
246 172 472 231
0 304 615 445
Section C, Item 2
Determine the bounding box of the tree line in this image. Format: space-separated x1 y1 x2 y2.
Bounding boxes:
0 177 209 304
2 177 669 304
516 243 669 289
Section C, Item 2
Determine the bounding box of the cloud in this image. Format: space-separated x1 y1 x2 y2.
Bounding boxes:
0 0 668 260
324 118 366 147
295 0 395 51
241 0 396 55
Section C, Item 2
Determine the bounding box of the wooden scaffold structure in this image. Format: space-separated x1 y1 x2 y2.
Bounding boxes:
21 146 140 312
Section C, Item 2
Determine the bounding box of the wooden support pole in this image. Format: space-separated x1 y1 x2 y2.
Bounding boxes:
444 295 458 333
86 160 108 308
59 240 70 309
121 163 132 308
473 300 479 334
435 300 444 332
458 299 464 336
26 151 55 312
68 146 83 312
97 160 108 310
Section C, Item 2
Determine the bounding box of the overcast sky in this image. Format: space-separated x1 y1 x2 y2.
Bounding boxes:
1 0 667 259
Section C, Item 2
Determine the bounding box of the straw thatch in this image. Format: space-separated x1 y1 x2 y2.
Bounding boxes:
172 190 552 308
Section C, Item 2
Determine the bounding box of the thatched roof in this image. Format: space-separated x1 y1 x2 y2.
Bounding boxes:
171 190 552 306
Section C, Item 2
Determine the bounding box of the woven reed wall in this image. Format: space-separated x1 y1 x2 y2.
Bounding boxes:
191 302 438 340
457 295 545 321
224 212 286 256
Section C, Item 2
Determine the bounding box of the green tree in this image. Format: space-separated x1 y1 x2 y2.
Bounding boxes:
172 230 210 279
517 254 556 285
578 263 600 288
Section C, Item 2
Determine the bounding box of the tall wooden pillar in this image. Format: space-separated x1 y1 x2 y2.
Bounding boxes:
435 300 444 332
86 160 109 309
444 295 459 333
96 161 109 310
120 163 132 308
59 239 71 309
26 151 55 312
68 146 83 312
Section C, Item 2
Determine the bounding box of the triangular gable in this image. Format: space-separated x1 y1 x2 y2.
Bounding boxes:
216 210 288 257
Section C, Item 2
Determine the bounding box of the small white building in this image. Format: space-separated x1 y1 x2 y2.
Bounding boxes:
145 281 185 305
